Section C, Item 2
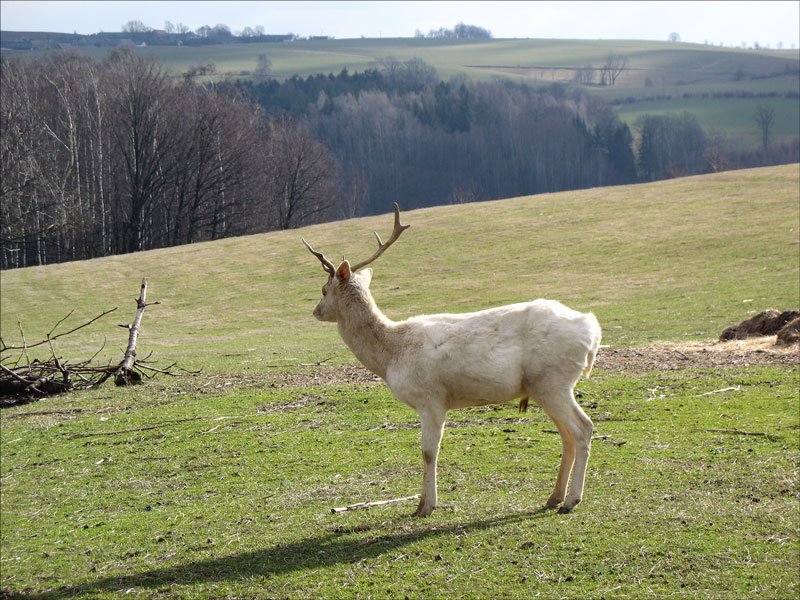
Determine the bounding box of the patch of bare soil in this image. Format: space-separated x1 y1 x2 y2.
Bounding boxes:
9 341 793 414
596 337 799 373
196 365 382 392
195 338 797 392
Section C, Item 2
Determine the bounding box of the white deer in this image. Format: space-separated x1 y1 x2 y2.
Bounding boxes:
303 204 601 516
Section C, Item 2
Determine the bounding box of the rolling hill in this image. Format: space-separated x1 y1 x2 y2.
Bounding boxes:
1 164 797 373
3 35 798 147
1 164 798 600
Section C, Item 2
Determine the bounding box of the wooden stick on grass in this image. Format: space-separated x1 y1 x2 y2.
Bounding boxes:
331 495 421 513
697 386 741 396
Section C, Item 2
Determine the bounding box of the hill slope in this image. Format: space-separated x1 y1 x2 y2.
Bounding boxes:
1 165 798 372
3 36 796 89
4 36 797 147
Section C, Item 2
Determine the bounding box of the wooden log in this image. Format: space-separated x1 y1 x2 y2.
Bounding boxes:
115 278 157 386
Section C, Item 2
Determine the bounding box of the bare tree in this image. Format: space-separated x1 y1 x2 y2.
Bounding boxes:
263 114 339 229
165 86 262 244
0 59 44 268
449 181 483 204
0 53 109 266
635 112 707 181
182 62 217 84
600 53 629 86
122 20 151 33
754 105 775 151
174 22 190 39
105 49 181 253
704 130 730 173
574 64 596 85
255 53 272 77
2 51 337 268
338 169 367 219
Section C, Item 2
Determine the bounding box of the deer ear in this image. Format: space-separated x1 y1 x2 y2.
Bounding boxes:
336 260 351 284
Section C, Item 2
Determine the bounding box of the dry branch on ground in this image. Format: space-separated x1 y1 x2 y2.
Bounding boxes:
0 278 177 407
331 495 421 513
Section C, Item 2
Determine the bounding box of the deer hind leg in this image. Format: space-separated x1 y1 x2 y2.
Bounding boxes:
531 383 593 513
560 402 593 513
544 417 575 509
414 408 446 517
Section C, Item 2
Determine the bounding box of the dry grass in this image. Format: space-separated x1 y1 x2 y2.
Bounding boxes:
2 164 798 375
668 336 800 355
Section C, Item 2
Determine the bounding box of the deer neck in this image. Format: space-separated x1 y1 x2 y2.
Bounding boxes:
336 291 398 380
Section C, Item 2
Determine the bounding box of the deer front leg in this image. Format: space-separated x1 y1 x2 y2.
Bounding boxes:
414 409 445 517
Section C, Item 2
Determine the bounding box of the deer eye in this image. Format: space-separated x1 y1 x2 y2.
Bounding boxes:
322 286 327 296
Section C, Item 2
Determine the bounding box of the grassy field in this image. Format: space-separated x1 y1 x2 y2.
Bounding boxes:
4 37 798 146
1 366 797 598
615 95 800 147
7 37 792 89
1 165 799 598
1 165 798 370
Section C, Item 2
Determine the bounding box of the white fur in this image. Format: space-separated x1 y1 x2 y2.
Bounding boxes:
312 261 601 516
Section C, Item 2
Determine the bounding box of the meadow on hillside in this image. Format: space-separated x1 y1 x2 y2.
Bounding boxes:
1 166 799 599
4 36 798 142
2 157 798 421
165 37 800 146
1 165 798 369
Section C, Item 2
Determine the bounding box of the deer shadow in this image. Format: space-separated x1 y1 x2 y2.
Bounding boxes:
39 508 551 598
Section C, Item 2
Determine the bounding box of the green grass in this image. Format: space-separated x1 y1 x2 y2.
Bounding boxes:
1 366 797 598
1 165 799 598
1 165 798 371
616 96 800 148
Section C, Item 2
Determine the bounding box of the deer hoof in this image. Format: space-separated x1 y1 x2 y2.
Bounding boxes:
413 502 435 517
558 498 581 514
545 495 563 510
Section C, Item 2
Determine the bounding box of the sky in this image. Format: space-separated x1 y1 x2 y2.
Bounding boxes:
1 1 799 48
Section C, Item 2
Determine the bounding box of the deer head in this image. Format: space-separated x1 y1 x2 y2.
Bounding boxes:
303 203 410 322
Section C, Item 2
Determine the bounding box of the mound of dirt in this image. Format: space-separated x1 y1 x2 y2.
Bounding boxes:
776 316 800 346
719 309 800 343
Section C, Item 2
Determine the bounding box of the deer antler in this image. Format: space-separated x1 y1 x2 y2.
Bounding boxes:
351 203 410 272
302 238 336 276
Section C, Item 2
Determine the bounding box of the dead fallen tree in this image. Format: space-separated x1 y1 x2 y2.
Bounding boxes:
1 278 176 407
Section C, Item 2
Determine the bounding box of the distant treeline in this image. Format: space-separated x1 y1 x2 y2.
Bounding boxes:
221 62 638 215
612 88 800 106
416 22 492 39
1 50 338 269
0 20 492 51
222 60 798 213
2 52 798 269
0 29 296 51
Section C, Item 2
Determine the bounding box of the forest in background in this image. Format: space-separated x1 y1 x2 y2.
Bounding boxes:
2 50 798 269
